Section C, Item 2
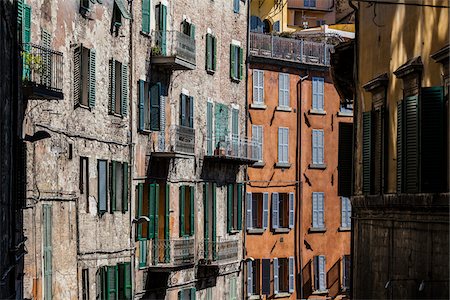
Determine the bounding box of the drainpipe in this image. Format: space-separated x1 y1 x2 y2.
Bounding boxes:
296 73 308 300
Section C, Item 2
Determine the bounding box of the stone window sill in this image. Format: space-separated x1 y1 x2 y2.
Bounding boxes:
275 162 291 168
250 103 267 110
312 289 329 295
309 227 327 233
252 161 265 168
309 109 327 115
276 106 292 112
247 228 265 234
339 227 351 232
273 228 290 233
309 163 327 170
274 292 292 298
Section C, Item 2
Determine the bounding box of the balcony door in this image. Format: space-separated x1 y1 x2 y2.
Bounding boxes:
203 183 217 261
156 182 170 263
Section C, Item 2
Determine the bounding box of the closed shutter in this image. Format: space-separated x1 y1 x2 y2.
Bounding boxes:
230 45 236 80
272 192 279 229
179 186 185 237
142 0 150 33
107 265 118 300
137 183 144 239
278 128 283 163
288 192 294 228
362 112 372 194
211 183 217 260
232 108 239 155
43 204 52 300
190 186 195 235
41 30 52 87
148 183 159 239
206 34 212 71
180 93 186 127
319 256 326 291
318 130 324 164
109 59 116 113
312 192 318 228
372 108 383 194
189 97 194 128
22 4 31 79
74 46 82 106
338 123 353 196
150 83 161 130
212 36 217 71
110 161 117 212
253 70 264 104
405 95 419 193
164 184 171 261
262 192 269 229
158 4 167 55
203 183 209 258
396 101 403 193
247 261 253 296
139 240 147 268
318 193 324 228
312 77 324 110
138 80 145 131
289 257 295 293
237 183 243 230
121 64 128 116
98 160 108 214
227 184 233 232
18 0 24 26
341 197 351 228
123 262 132 300
239 47 244 80
89 49 96 108
278 128 289 163
230 277 236 300
262 259 271 295
279 73 289 107
206 102 213 155
313 256 319 291
421 87 444 192
215 103 229 143
246 192 252 229
312 129 324 164
273 258 279 294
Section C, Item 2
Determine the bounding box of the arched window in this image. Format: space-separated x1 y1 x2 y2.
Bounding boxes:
263 19 271 33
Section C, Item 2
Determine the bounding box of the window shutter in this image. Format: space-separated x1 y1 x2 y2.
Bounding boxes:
279 74 289 107
227 184 233 232
312 193 318 228
110 161 117 212
239 47 244 80
284 128 289 163
203 183 209 258
289 192 294 228
88 49 96 108
139 240 147 268
189 96 194 128
142 0 150 33
212 36 217 71
74 46 82 106
206 34 212 71
123 262 132 300
246 192 252 229
121 64 128 116
23 4 31 45
313 256 319 291
237 183 243 230
190 24 196 39
289 257 295 293
189 186 195 235
312 78 318 109
165 184 170 240
158 4 167 55
247 260 253 296
278 74 284 106
278 128 283 163
43 204 53 300
179 186 185 237
396 101 403 193
98 160 108 214
318 193 324 228
137 183 144 239
150 82 161 131
212 183 217 260
273 258 279 294
362 112 372 194
109 59 116 113
404 95 419 193
230 45 236 79
262 192 269 229
207 102 213 155
341 197 348 228
319 78 324 110
107 265 118 300
312 130 318 164
180 94 187 127
319 256 326 291
138 80 145 131
230 277 237 300
18 0 24 26
190 288 196 300
233 0 240 13
148 183 158 239
262 259 271 295
272 192 279 229
319 130 324 164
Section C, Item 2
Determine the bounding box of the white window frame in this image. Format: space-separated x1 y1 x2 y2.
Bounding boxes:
312 192 325 229
278 73 290 108
312 129 324 165
253 69 264 104
278 127 289 163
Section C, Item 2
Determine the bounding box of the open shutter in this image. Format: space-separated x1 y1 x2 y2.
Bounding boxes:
148 184 156 239
98 160 108 214
227 184 233 232
109 59 116 113
278 128 283 163
107 266 118 300
362 112 372 194
289 257 295 293
110 161 117 212
150 82 161 130
137 183 144 239
289 192 294 228
405 95 419 193
138 80 145 131
312 193 318 228
43 205 53 300
319 256 326 291
180 94 187 127
18 0 24 26
239 47 244 80
230 45 236 79
236 183 242 230
312 78 318 109
396 101 403 193
190 186 195 235
142 0 150 33
190 23 196 39
123 262 132 300
206 34 212 71
179 186 185 237
318 130 324 164
262 192 269 229
212 36 217 71
164 184 170 262
247 260 253 296
212 183 217 260
206 102 213 155
121 64 128 116
89 49 96 108
246 192 252 229
318 193 324 228
203 183 209 258
273 258 279 294
189 96 194 128
22 4 31 79
272 192 279 229
158 4 167 55
74 46 82 106
154 184 160 240
313 256 319 291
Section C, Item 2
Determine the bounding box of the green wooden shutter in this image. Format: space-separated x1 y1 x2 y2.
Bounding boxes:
122 162 128 212
236 183 242 230
421 87 444 192
164 184 170 261
405 95 419 193
206 34 212 71
212 36 217 71
362 111 372 194
109 59 116 113
227 184 233 232
190 288 196 300
212 183 217 260
203 183 209 258
142 0 151 33
150 82 161 131
190 186 195 236
230 45 236 80
206 102 213 155
189 96 194 128
121 64 128 116
148 183 159 239
107 266 118 300
180 94 187 127
18 0 24 26
88 49 96 108
138 80 145 131
22 4 31 79
190 24 196 39
74 46 82 107
43 204 53 300
179 186 185 237
154 184 160 239
110 161 117 212
120 262 132 300
396 101 403 193
239 47 244 80
137 183 144 239
158 4 167 55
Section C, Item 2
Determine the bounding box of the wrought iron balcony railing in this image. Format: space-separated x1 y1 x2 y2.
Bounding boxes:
249 32 333 66
205 135 260 163
22 43 63 99
151 30 196 70
171 125 195 154
198 237 240 264
150 237 195 267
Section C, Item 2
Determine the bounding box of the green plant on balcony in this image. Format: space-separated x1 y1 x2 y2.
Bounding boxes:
21 51 43 81
151 46 162 56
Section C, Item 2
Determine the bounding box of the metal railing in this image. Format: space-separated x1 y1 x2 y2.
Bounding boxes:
169 125 195 154
151 237 195 266
21 43 63 93
206 135 260 161
199 237 240 263
152 30 196 65
249 32 333 66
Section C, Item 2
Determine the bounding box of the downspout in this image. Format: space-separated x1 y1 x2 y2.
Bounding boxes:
296 73 308 300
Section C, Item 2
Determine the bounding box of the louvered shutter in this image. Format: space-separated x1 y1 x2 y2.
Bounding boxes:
318 130 324 164
362 112 372 194
138 80 145 131
279 74 284 107
289 257 295 293
312 78 318 110
190 24 196 39
232 108 239 155
272 192 279 229
139 240 147 268
137 183 144 239
109 59 116 113
121 64 128 116
207 102 213 155
23 4 31 47
318 77 324 110
247 260 253 296
289 192 294 228
203 183 209 258
405 95 419 193
110 161 117 212
180 94 187 127
239 47 244 80
236 183 243 230
312 193 318 228
150 82 161 130
373 108 383 194
230 45 236 80
148 183 159 239
189 96 194 128
107 265 118 300
179 186 185 237
278 128 283 163
164 184 171 261
206 34 212 71
158 4 167 55
212 36 217 71
341 197 349 228
396 101 403 193
227 184 233 232
190 186 195 235
318 193 324 228
211 183 217 260
98 160 108 214
74 46 82 106
123 262 132 299
18 0 24 26
246 192 252 229
313 256 319 291
142 0 150 33
319 256 326 291
262 192 269 229
273 258 279 294
88 48 96 108
43 204 53 300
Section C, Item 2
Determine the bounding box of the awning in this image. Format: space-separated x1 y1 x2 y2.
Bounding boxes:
115 0 131 19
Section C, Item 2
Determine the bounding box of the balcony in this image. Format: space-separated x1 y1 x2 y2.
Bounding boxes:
152 125 195 158
151 30 196 70
204 135 260 164
149 237 195 271
198 238 240 265
22 43 63 100
249 32 333 67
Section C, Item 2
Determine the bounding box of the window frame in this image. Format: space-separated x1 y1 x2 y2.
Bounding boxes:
312 129 324 165
312 77 324 112
278 73 290 108
278 127 289 164
312 192 325 229
253 69 264 104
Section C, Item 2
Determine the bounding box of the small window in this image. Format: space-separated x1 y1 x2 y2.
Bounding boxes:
304 0 316 8
181 20 195 38
180 93 194 128
312 77 324 111
253 69 264 104
246 192 268 230
206 33 217 72
342 255 351 290
341 197 351 229
110 161 128 213
251 125 263 162
251 193 263 229
278 127 289 163
79 157 89 212
312 129 324 165
179 185 195 237
227 183 243 232
314 255 327 292
230 44 243 81
271 193 294 229
109 59 128 117
74 45 96 108
97 160 108 214
312 192 325 229
274 257 295 294
278 73 290 108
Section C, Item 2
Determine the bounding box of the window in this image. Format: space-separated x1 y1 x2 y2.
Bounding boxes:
142 0 151 34
312 192 325 229
97 263 132 300
230 44 244 81
79 157 89 212
312 129 324 165
74 45 96 108
109 59 128 117
251 125 263 162
229 275 237 300
111 2 123 35
278 73 290 107
97 160 108 214
206 101 214 155
215 103 229 144
180 94 194 128
110 161 129 213
233 0 240 13
227 183 243 232
138 80 161 132
178 288 196 300
273 21 280 32
253 69 264 104
139 240 147 268
82 268 89 300
206 33 217 72
278 127 289 164
261 259 271 295
247 259 261 296
181 20 195 38
314 256 327 292
338 123 353 196
312 77 324 111
80 0 91 13
342 255 351 290
246 192 268 230
339 102 353 115
137 183 159 240
271 193 294 229
274 257 295 294
179 185 195 237
341 197 351 229
304 0 316 8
